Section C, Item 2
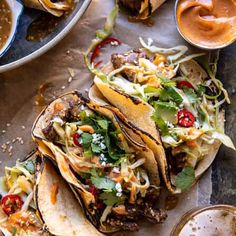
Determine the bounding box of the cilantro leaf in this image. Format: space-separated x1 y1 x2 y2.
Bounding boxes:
91 170 115 190
97 119 109 130
84 148 93 158
152 101 178 124
80 110 87 121
81 133 93 147
91 143 102 154
159 86 183 105
11 227 17 236
99 191 125 206
176 167 195 192
23 160 35 174
183 87 198 104
196 85 206 97
151 112 169 136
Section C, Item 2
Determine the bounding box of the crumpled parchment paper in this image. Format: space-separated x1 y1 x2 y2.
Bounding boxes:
0 0 235 235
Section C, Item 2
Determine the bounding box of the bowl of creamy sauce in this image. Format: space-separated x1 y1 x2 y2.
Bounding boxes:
175 0 236 49
0 0 23 57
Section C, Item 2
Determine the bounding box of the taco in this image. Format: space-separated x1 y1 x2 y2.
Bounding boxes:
32 92 167 233
35 155 101 236
119 0 166 20
23 0 73 17
0 152 45 236
90 38 235 193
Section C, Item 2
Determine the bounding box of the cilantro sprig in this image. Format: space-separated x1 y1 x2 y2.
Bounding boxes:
90 169 115 191
176 166 195 192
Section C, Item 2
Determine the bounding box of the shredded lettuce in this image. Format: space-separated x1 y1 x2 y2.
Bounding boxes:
212 132 236 150
139 37 188 61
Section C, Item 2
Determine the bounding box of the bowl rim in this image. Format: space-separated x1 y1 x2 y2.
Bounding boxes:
174 0 235 51
0 0 92 73
170 204 236 236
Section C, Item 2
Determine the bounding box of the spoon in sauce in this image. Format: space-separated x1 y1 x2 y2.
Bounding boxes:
0 0 23 58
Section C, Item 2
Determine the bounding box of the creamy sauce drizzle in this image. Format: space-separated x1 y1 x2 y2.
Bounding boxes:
177 0 236 48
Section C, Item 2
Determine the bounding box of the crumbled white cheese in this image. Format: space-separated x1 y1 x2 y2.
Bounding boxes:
92 133 107 150
100 154 107 162
51 117 64 125
166 121 174 128
115 183 122 193
80 105 86 110
101 161 106 166
116 192 122 197
194 120 200 129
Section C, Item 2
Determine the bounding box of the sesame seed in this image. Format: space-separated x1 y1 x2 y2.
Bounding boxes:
6 123 11 127
61 86 66 90
68 76 73 83
2 130 6 134
21 125 25 129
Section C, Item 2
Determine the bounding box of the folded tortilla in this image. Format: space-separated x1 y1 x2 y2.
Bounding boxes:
35 156 101 236
90 48 231 194
120 0 166 19
32 92 166 233
23 0 73 17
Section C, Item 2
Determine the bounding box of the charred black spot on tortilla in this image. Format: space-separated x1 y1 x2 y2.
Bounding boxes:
113 87 142 105
148 0 152 16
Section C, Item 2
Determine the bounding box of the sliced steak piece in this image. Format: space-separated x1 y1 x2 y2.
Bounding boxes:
107 218 139 231
42 123 57 142
111 49 149 82
142 204 167 224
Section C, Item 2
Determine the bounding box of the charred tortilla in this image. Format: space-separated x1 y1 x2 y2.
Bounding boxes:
90 43 235 194
32 92 167 233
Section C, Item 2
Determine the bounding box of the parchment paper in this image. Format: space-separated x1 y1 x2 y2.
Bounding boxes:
0 1 235 235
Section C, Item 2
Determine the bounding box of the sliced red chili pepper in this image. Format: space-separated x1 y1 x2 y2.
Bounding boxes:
90 37 121 67
96 201 105 210
73 133 81 147
88 185 97 196
177 81 194 89
177 109 195 127
1 194 23 216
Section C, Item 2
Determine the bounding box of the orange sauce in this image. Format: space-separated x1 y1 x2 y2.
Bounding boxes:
3 211 42 233
50 183 59 205
176 0 236 48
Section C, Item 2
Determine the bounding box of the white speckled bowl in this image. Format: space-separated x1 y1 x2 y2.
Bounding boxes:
0 0 23 58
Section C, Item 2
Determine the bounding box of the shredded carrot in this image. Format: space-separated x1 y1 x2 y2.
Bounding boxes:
112 205 127 215
186 140 198 148
153 54 167 65
129 184 136 204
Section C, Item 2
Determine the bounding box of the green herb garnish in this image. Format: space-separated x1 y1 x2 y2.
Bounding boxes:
176 166 195 192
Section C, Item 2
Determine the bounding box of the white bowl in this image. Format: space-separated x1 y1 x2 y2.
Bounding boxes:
0 0 23 57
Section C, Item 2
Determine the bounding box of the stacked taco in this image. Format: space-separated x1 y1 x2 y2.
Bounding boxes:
31 92 167 233
89 38 235 193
